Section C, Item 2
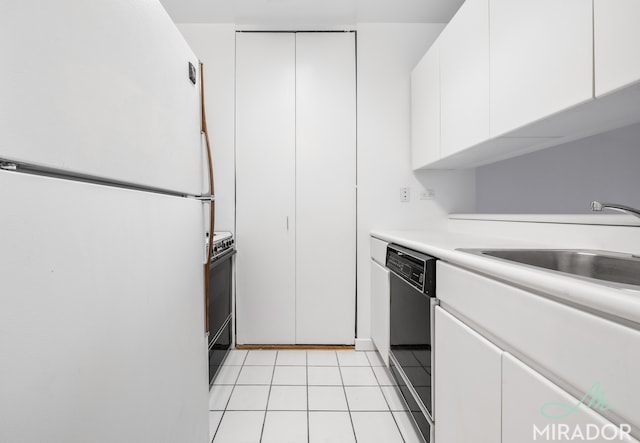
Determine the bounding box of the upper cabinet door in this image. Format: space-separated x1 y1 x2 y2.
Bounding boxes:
490 0 593 137
411 41 440 169
594 0 640 97
439 0 490 158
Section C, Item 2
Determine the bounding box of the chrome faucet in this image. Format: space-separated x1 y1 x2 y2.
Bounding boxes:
591 201 640 220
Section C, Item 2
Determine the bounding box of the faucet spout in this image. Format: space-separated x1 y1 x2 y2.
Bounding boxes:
591 201 640 220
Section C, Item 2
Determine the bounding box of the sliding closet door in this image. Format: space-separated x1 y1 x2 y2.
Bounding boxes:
295 33 356 344
235 33 296 344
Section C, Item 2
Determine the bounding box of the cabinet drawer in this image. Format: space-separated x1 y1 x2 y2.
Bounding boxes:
370 237 388 266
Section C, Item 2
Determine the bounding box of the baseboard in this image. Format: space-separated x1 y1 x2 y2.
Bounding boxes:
354 338 375 351
235 344 355 350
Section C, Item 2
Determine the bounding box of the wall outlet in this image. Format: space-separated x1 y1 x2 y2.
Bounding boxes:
420 188 436 200
400 187 410 202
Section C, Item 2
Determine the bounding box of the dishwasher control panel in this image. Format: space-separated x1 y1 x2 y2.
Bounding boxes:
386 244 436 295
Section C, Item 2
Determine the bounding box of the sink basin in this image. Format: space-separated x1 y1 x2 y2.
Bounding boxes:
458 249 640 288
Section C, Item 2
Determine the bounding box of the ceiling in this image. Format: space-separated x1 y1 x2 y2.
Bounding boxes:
158 0 465 26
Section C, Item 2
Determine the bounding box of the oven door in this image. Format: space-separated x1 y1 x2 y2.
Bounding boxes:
208 249 235 347
389 272 436 421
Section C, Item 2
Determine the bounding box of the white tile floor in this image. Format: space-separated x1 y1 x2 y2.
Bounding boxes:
208 349 424 443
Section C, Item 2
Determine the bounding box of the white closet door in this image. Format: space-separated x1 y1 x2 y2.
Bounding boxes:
295 32 356 344
235 33 296 344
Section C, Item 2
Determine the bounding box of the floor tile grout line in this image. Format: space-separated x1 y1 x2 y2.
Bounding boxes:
337 355 358 442
259 350 278 443
211 380 238 443
210 409 225 443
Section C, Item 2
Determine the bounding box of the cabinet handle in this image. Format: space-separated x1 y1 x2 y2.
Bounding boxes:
286 216 289 231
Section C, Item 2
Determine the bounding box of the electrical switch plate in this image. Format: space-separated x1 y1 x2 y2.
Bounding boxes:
420 189 436 200
400 187 410 202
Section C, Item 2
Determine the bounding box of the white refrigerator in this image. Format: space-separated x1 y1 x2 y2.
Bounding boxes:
0 1 210 442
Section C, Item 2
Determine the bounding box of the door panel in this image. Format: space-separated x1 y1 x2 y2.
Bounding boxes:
595 0 640 96
0 171 207 443
294 32 356 344
235 32 296 344
490 0 593 137
439 0 490 157
434 307 502 443
371 260 390 364
0 1 202 195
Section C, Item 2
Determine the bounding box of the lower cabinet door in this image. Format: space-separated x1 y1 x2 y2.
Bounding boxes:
370 260 390 365
502 353 639 443
434 307 502 443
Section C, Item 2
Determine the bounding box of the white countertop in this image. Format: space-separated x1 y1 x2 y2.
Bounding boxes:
370 228 640 326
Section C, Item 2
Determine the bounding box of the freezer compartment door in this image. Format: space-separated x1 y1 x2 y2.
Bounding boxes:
0 171 208 443
0 1 203 195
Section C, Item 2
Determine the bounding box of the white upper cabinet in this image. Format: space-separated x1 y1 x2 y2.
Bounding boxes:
439 0 490 158
594 0 640 97
490 0 593 137
410 0 640 169
411 41 440 169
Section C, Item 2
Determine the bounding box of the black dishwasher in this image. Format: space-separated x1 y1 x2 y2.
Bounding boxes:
386 243 437 442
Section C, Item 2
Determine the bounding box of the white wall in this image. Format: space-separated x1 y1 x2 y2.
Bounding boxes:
177 23 477 343
356 23 476 339
178 24 237 233
476 122 640 214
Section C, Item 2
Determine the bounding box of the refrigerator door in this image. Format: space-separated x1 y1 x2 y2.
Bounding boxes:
0 1 204 195
0 171 208 443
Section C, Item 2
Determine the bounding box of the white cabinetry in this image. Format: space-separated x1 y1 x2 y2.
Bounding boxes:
434 306 502 443
410 0 640 170
439 0 489 158
370 238 390 365
437 260 640 440
502 353 638 443
236 32 356 345
411 41 440 169
295 33 357 344
594 0 640 96
236 33 297 345
490 0 593 137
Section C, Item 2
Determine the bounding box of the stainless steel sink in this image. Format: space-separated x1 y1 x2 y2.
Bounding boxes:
458 249 640 288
